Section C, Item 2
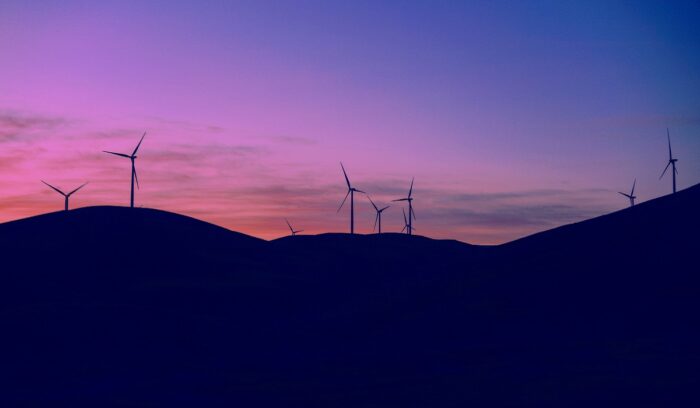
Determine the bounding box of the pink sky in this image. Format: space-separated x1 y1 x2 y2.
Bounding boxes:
1 2 699 243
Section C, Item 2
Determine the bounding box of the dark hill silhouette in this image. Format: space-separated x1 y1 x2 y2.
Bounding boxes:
1 186 699 407
0 205 263 248
506 179 700 250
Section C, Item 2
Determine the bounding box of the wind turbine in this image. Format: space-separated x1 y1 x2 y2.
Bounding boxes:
104 132 146 208
285 218 303 236
393 178 415 235
659 128 678 193
41 180 88 211
400 208 415 234
337 162 365 234
367 196 389 234
618 179 636 207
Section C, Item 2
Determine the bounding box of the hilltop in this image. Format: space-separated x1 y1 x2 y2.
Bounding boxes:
0 185 699 406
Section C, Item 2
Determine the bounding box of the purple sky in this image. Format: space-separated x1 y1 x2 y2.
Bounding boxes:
1 1 699 243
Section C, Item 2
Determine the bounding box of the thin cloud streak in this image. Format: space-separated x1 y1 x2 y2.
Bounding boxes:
0 109 675 243
0 111 71 143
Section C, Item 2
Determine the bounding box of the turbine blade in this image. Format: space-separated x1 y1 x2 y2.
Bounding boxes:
367 195 379 211
132 131 146 156
392 198 408 202
401 225 406 233
295 230 304 234
67 182 88 196
340 162 351 189
285 218 293 233
373 213 378 232
41 180 65 196
103 150 131 158
660 161 671 179
402 208 407 225
631 179 636 196
411 206 416 220
667 128 672 160
618 192 629 198
337 190 350 213
408 177 414 198
355 189 366 194
380 206 390 212
133 166 140 189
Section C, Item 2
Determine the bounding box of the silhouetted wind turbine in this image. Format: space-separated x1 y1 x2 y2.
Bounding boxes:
393 178 415 235
618 179 636 207
659 128 678 193
367 196 389 234
103 132 146 208
41 180 88 211
400 208 415 234
337 162 365 234
285 218 303 236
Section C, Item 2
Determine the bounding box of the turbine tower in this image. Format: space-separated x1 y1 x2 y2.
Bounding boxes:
104 132 146 208
367 196 389 234
285 218 303 236
41 180 87 211
618 179 636 207
393 178 415 235
659 129 678 193
337 162 365 234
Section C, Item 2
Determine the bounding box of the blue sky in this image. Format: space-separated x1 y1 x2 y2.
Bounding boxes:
1 0 699 242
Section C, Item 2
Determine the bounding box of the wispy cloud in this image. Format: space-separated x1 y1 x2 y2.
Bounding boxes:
590 114 700 130
143 116 226 134
426 202 607 229
0 110 71 143
0 108 622 244
269 135 317 145
417 187 614 243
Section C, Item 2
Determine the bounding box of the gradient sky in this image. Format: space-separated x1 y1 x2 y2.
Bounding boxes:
1 0 699 243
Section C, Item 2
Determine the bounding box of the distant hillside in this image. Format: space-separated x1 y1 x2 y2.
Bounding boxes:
506 181 700 250
0 186 698 406
0 205 263 249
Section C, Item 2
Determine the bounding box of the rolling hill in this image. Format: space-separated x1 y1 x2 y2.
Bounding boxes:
0 185 698 407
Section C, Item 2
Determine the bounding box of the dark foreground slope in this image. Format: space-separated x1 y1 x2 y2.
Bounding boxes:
0 187 699 407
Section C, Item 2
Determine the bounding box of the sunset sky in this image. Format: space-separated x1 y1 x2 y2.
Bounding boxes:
1 1 699 243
